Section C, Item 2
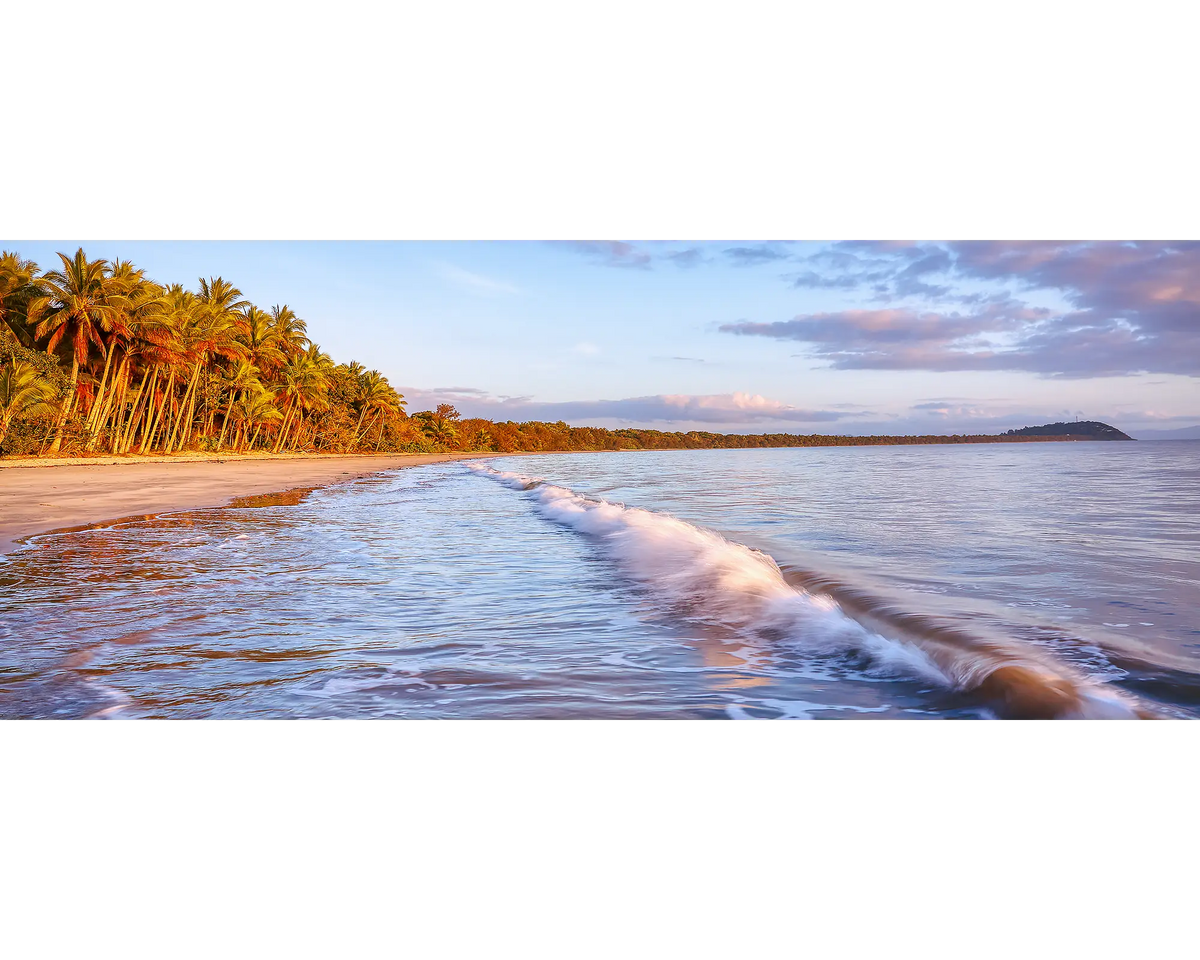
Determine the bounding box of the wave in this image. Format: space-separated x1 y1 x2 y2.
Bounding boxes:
470 464 1149 719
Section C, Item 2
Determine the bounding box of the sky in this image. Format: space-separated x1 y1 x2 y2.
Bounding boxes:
6 240 1199 438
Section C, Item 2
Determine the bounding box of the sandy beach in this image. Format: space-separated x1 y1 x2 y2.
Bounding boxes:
0 453 485 553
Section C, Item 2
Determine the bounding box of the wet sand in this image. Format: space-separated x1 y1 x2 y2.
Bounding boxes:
0 453 485 553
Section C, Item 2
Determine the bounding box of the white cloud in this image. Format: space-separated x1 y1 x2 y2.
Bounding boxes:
401 387 850 425
433 262 520 295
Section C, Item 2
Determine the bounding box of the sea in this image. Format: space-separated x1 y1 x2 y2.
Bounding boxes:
2 441 1198 719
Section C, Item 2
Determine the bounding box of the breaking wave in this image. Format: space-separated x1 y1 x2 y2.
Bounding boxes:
470 464 1149 719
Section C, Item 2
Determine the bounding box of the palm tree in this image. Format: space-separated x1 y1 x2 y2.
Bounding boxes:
84 260 167 446
162 285 243 453
0 358 58 448
216 360 262 451
238 305 286 378
190 276 251 449
110 295 179 454
197 276 249 322
0 252 43 348
26 249 128 452
414 403 459 448
467 427 494 450
270 304 309 360
233 387 284 451
272 353 330 452
413 414 458 447
353 369 401 444
303 342 333 370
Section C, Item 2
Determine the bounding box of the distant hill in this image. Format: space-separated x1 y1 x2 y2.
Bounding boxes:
1004 421 1133 440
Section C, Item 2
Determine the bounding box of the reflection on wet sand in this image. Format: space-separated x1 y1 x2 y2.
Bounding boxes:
225 487 320 509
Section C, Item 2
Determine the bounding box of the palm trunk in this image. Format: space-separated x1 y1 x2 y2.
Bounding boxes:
272 397 296 453
216 388 241 451
90 386 117 451
354 411 373 445
179 358 205 450
134 367 160 454
159 372 182 451
205 394 219 439
291 412 307 450
152 369 177 451
357 411 381 448
141 368 174 454
165 362 202 454
121 366 154 453
87 351 124 450
63 355 81 417
104 372 124 451
104 361 131 453
86 343 116 434
47 355 80 454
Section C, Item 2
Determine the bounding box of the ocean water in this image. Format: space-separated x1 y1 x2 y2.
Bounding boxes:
2 442 1198 719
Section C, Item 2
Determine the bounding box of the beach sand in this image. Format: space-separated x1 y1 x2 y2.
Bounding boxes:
0 453 485 553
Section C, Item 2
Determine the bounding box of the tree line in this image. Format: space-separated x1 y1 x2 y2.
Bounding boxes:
1 247 1085 458
0 248 420 457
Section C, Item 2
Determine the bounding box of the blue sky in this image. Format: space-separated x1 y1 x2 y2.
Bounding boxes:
7 240 1198 437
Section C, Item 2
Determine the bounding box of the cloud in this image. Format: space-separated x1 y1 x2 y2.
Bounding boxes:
733 242 1200 377
915 396 1014 402
1131 411 1200 422
789 242 953 300
663 247 708 268
403 386 1194 437
721 302 1059 372
724 244 791 267
400 387 849 426
433 262 519 294
553 241 652 269
888 248 954 298
791 270 866 291
907 402 995 419
572 342 600 355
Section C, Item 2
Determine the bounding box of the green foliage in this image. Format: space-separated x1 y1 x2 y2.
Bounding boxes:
0 414 91 456
1005 421 1133 440
0 417 50 456
1 340 68 397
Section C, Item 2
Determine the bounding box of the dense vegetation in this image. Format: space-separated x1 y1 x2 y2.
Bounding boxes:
1 248 426 457
0 248 1128 459
1004 421 1132 440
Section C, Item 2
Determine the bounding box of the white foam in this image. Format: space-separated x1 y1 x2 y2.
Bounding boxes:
472 465 950 686
472 464 1147 718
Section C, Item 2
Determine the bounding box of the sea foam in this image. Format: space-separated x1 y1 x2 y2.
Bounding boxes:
471 463 1145 719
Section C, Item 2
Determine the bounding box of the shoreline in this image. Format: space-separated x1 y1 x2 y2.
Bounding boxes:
0 452 488 554
0 437 1140 555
